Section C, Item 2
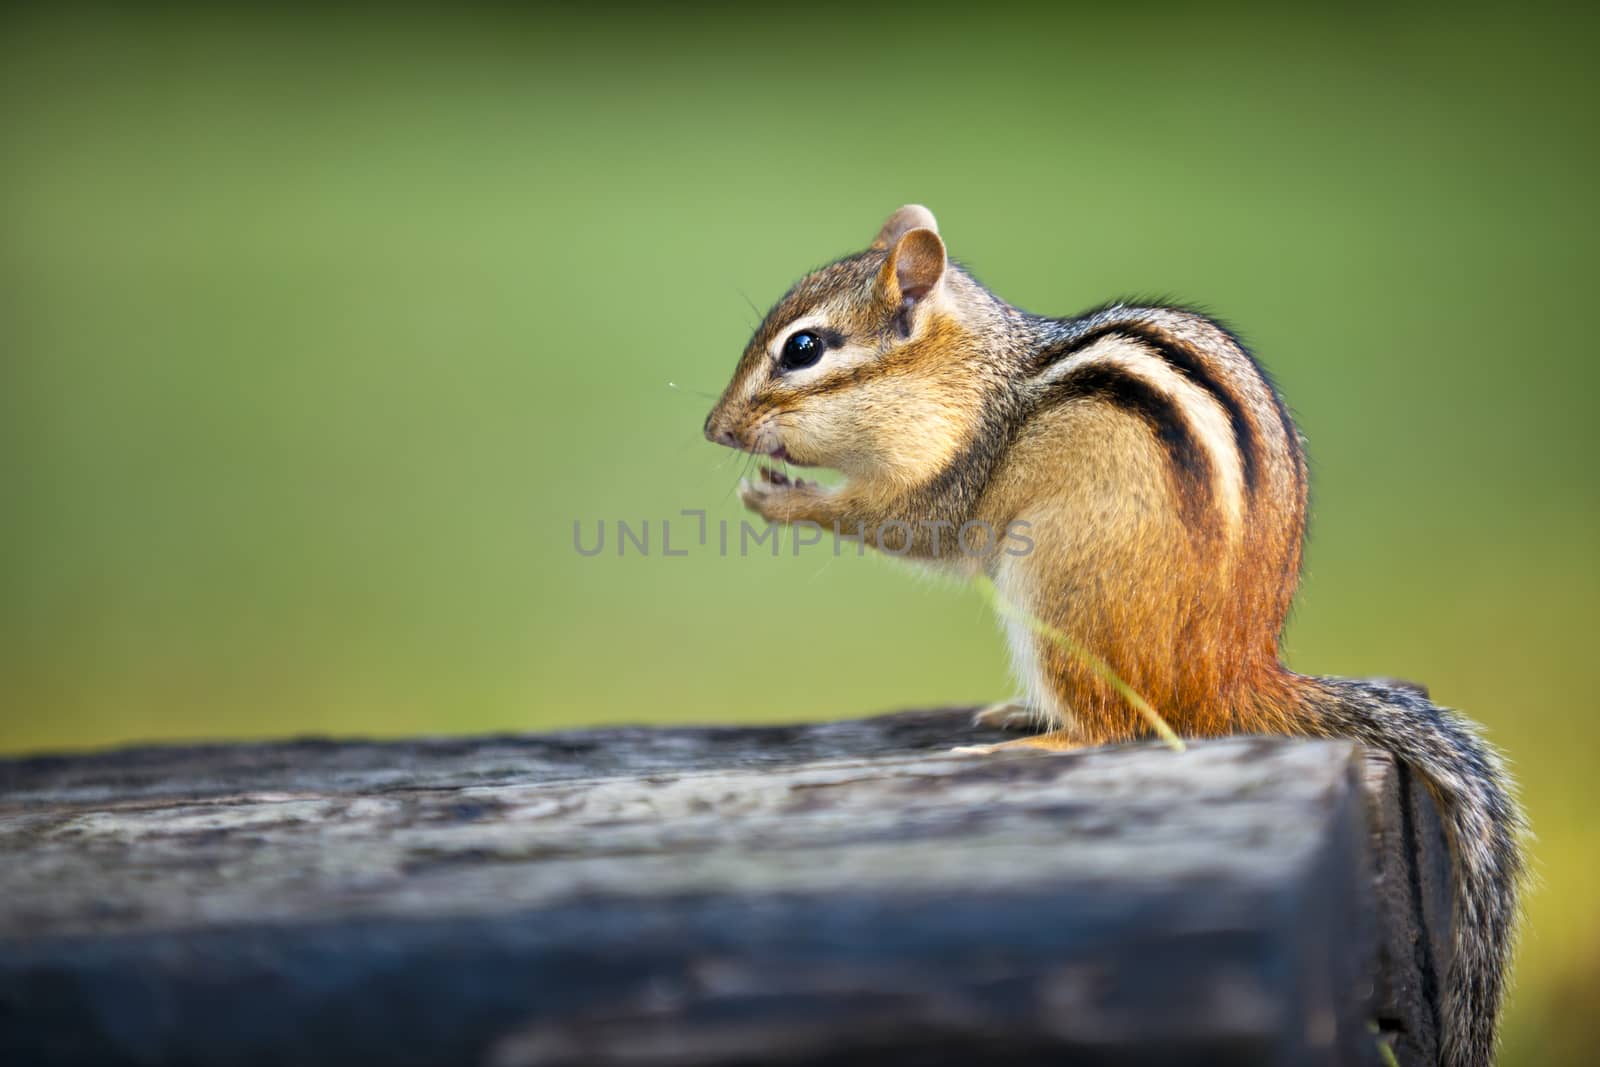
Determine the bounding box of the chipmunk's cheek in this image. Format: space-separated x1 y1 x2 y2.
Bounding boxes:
783 410 853 464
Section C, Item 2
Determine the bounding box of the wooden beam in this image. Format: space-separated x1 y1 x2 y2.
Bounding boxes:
0 708 1447 1065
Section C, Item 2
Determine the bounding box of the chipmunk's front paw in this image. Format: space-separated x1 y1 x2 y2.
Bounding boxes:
739 466 828 525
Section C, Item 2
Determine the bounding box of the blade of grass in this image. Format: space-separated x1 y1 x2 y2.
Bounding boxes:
973 575 1185 753
1367 1022 1401 1067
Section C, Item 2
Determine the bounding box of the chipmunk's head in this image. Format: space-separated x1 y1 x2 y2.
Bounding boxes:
704 205 989 488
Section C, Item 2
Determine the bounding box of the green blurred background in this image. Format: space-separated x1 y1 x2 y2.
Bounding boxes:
2 4 1594 1060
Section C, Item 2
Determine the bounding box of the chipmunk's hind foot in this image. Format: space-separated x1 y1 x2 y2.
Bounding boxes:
971 700 1039 732
951 729 1083 756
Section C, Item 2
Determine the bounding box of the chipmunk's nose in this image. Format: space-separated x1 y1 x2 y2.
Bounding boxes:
704 410 741 449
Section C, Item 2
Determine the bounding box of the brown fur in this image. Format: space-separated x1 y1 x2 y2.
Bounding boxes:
706 207 1525 1066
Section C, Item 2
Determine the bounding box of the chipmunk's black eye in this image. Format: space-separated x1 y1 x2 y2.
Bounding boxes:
779 330 824 371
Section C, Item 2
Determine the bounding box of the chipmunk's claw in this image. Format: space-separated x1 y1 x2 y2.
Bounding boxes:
754 465 816 491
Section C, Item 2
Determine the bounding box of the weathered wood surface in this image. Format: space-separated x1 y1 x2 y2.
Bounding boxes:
0 708 1451 1066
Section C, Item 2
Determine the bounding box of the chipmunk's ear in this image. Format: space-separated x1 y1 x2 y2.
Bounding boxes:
875 226 947 307
870 204 939 251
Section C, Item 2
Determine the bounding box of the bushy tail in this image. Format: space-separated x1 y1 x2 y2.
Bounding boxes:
1303 677 1526 1067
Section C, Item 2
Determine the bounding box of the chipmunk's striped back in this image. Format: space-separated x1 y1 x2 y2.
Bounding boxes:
994 303 1310 741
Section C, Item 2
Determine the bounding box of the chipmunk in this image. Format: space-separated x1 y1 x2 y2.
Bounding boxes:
704 205 1525 1066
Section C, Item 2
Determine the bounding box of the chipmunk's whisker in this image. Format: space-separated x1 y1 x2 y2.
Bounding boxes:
736 288 763 325
726 447 757 501
667 381 720 401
